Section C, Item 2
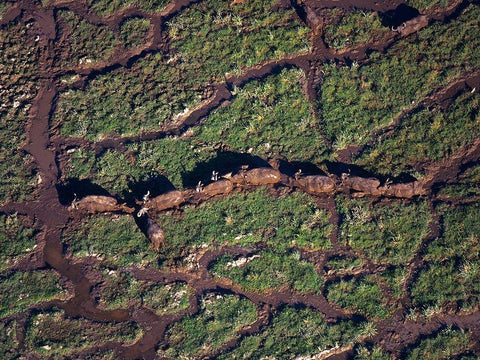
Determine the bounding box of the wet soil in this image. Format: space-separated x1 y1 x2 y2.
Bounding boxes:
1 0 480 359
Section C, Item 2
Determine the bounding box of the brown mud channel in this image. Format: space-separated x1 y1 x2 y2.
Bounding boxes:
1 0 480 359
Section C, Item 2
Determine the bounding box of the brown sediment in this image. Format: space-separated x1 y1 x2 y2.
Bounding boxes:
1 0 480 358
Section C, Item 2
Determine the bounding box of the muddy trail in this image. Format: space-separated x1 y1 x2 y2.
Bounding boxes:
1 0 480 359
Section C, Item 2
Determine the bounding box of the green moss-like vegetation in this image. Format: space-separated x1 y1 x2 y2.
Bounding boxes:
407 0 449 11
218 307 365 359
324 9 388 50
25 308 141 358
321 5 480 151
60 139 220 195
156 188 331 261
357 91 480 177
97 269 192 315
168 0 310 84
0 320 20 359
211 250 323 294
195 68 330 163
90 0 169 15
62 214 157 267
0 22 39 205
326 275 391 319
412 204 480 308
162 294 257 358
355 345 393 359
0 214 38 271
120 17 150 48
327 254 364 273
0 3 9 18
57 10 119 67
427 203 480 262
405 328 473 360
0 271 69 318
337 197 431 265
438 165 480 199
141 282 192 316
56 52 206 139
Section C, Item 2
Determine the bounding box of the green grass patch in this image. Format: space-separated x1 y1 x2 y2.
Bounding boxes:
0 271 69 318
357 91 480 177
62 214 158 267
90 0 169 15
217 306 365 359
355 345 392 360
156 188 331 262
324 9 388 50
162 294 257 358
326 275 391 319
25 308 141 358
168 0 310 84
194 68 330 163
55 52 205 140
0 214 38 271
0 22 39 205
57 10 119 66
61 139 220 195
97 268 192 315
406 0 449 11
120 17 150 48
321 4 480 152
0 320 20 359
412 204 480 308
405 328 473 360
411 259 474 308
336 196 431 265
326 254 364 273
427 203 480 261
0 3 9 18
211 250 323 294
436 164 480 199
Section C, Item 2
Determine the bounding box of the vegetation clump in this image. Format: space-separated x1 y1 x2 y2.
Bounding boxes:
161 294 257 358
324 9 388 50
0 22 39 204
217 307 365 359
57 10 119 67
120 17 151 48
321 5 480 152
0 214 38 271
168 0 310 83
62 214 157 267
25 308 141 358
0 271 69 318
195 69 330 163
90 0 170 15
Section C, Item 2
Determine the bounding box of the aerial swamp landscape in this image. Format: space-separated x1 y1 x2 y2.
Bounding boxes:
0 0 480 358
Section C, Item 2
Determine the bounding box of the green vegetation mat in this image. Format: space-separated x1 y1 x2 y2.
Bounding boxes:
156 188 331 262
321 4 480 153
62 214 157 267
217 306 366 359
168 0 310 83
25 308 141 358
0 214 38 271
0 22 39 204
90 0 169 15
57 10 119 67
194 68 330 163
324 9 388 50
0 271 69 318
161 294 257 358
